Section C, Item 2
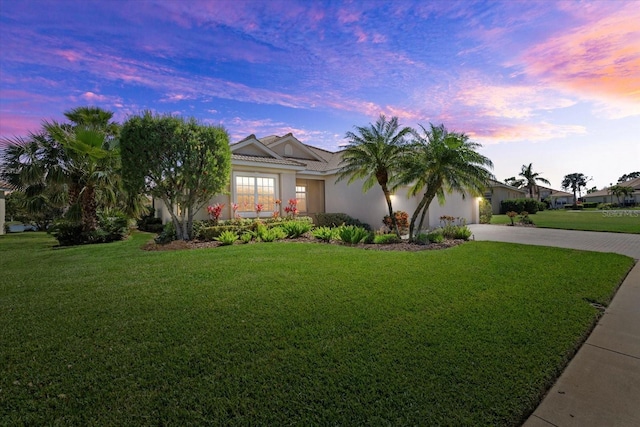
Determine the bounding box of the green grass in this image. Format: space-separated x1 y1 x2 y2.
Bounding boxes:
492 209 640 233
1 232 634 425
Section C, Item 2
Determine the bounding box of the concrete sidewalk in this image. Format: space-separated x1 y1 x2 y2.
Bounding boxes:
468 225 640 427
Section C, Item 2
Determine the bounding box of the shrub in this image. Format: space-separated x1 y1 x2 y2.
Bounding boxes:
316 213 371 231
565 204 584 210
500 199 544 214
582 202 598 209
519 211 534 225
312 226 336 242
98 211 130 242
597 203 614 210
49 221 85 246
479 199 492 224
240 232 253 244
506 211 518 226
427 229 444 243
259 226 286 242
136 207 163 233
373 233 401 244
382 211 409 234
336 225 369 244
280 220 313 238
155 221 176 244
453 225 472 240
215 230 238 246
198 225 242 241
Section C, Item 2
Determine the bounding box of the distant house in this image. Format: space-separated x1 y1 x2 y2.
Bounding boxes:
582 177 640 205
484 180 527 214
157 133 482 231
538 186 574 208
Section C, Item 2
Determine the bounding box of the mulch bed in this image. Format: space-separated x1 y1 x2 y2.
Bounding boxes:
142 235 466 252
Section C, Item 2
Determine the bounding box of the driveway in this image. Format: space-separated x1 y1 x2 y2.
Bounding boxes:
468 224 640 427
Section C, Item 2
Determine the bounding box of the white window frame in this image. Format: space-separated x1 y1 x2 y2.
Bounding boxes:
232 172 279 217
295 185 307 213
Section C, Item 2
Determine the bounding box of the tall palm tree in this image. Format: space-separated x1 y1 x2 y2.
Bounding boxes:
43 107 122 231
336 115 412 236
561 172 588 208
519 163 550 200
397 124 494 240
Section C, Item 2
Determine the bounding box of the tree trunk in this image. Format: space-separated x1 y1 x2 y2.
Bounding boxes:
409 196 428 241
81 185 98 232
381 184 400 237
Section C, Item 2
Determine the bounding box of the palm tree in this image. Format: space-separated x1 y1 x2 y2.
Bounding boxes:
396 124 494 240
43 107 122 231
519 163 550 200
503 176 524 188
336 115 412 237
561 173 588 208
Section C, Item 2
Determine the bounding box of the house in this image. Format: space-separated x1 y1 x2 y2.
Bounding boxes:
538 186 574 208
157 133 481 231
582 177 640 205
484 180 527 214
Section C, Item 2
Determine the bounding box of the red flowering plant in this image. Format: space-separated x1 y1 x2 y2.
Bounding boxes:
207 203 225 225
284 198 299 218
255 203 264 218
231 202 240 219
383 211 409 235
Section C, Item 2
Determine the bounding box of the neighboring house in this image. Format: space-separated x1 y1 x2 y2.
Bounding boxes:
538 186 574 208
0 180 12 235
582 177 640 205
484 180 527 214
157 133 481 230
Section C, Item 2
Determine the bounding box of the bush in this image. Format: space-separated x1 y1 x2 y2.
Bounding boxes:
198 225 242 241
257 226 286 242
565 204 583 210
136 207 163 233
215 230 238 246
373 233 401 244
500 199 544 214
316 213 371 231
50 212 131 246
383 211 409 234
427 229 444 243
312 226 336 242
479 199 492 224
240 232 253 244
336 225 369 244
155 221 177 244
453 225 472 240
582 202 598 209
519 212 534 225
597 203 614 210
280 220 313 238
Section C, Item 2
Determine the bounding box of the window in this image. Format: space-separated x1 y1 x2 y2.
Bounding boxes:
234 174 277 214
295 185 307 212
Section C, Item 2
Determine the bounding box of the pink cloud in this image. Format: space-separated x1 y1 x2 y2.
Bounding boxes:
468 122 587 145
517 4 640 117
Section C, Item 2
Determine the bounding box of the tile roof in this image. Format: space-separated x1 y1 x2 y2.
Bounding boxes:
231 154 304 167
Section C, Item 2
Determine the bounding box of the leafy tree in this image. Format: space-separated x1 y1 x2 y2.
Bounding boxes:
396 123 494 240
120 112 231 241
336 115 412 237
618 172 640 182
561 173 588 207
586 186 598 194
518 163 550 200
503 177 524 188
610 185 634 205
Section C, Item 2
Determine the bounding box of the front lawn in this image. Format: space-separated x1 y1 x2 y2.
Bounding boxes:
0 232 634 425
491 209 640 233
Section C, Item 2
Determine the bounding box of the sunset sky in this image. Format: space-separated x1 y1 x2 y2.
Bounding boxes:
1 0 638 190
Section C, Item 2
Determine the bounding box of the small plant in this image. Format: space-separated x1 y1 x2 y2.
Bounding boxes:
312 226 336 242
255 203 264 218
519 211 534 225
506 211 518 226
337 225 369 244
231 202 240 219
215 230 238 246
284 198 299 218
427 229 444 243
240 232 253 244
281 220 312 238
453 225 472 240
373 233 401 244
155 221 177 244
207 203 225 224
258 226 286 242
383 211 409 235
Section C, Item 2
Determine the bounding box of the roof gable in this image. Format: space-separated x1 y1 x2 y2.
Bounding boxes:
263 133 326 162
230 135 284 160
